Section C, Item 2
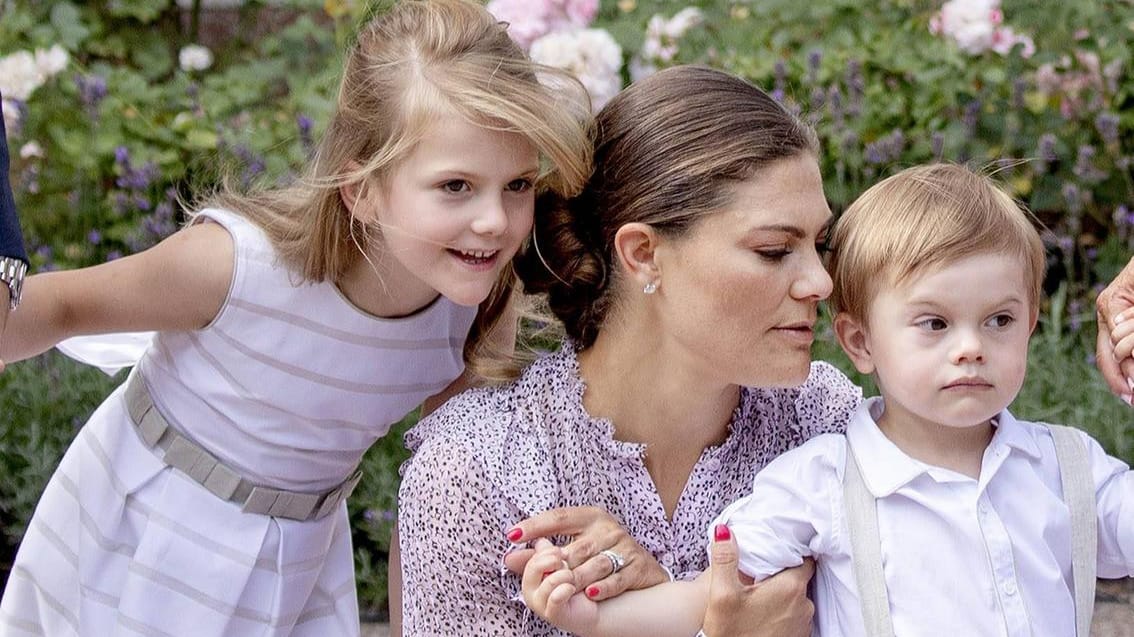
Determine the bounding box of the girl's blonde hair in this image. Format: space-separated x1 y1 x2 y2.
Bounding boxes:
828 163 1046 322
201 0 592 380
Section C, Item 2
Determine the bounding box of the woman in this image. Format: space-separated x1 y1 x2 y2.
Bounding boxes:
396 64 860 635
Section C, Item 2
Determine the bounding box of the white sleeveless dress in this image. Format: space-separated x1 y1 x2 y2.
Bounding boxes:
0 209 476 636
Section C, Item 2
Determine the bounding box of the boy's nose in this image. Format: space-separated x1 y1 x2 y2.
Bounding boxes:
950 329 985 364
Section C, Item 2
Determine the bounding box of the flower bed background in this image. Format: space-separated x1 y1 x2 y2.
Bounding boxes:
1 0 1131 618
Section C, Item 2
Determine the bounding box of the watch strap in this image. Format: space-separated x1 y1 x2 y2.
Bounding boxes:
0 256 27 310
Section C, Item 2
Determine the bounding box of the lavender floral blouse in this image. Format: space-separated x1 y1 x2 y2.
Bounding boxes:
398 345 861 636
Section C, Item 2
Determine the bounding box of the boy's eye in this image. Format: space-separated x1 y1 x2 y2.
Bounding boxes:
507 178 533 193
917 317 948 331
987 314 1015 328
441 180 470 193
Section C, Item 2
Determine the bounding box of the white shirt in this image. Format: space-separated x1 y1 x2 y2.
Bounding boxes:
713 397 1134 637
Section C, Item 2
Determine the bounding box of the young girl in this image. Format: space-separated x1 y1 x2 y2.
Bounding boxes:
522 164 1134 637
0 1 590 635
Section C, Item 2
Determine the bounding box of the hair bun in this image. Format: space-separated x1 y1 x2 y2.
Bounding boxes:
517 191 610 345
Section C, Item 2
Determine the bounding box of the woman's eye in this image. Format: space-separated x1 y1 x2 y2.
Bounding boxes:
441 180 470 194
755 248 791 261
507 178 533 193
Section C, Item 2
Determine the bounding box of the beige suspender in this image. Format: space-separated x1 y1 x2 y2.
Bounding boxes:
844 424 1097 636
1048 424 1098 637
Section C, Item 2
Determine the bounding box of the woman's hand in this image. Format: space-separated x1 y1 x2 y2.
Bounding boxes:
504 506 669 601
1096 257 1134 404
702 525 815 637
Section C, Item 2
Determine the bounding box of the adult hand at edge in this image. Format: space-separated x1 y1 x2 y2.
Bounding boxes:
503 506 669 601
1095 256 1134 404
701 524 814 637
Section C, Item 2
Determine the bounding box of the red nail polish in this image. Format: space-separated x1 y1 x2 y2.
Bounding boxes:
506 527 523 542
714 524 731 541
541 570 555 581
586 586 600 598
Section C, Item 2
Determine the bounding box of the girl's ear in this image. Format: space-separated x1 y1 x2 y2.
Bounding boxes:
834 312 876 375
612 222 661 292
339 163 379 224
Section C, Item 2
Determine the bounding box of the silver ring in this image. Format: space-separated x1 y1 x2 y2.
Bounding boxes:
599 549 626 576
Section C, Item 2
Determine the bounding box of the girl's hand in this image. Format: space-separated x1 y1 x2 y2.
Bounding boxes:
701 525 815 637
521 539 599 633
504 506 669 601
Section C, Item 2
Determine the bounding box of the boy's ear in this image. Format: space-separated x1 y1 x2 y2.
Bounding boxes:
834 312 876 375
613 222 662 291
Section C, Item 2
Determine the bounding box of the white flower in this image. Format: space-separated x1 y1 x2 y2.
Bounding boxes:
630 7 704 81
0 51 45 101
991 27 1035 58
2 98 21 137
933 0 1001 54
530 28 623 111
19 141 44 159
663 7 704 39
488 0 599 50
34 45 69 76
178 44 214 72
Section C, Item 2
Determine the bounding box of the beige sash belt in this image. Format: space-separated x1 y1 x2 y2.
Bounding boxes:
124 372 361 521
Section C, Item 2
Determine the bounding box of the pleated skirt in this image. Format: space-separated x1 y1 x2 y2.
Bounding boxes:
0 385 361 636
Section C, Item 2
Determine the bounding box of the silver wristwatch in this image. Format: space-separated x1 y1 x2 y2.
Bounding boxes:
0 256 27 310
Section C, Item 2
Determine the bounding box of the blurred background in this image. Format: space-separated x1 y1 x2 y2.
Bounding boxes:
1 0 1131 619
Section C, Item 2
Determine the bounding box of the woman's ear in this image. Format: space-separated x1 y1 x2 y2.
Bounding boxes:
613 222 661 292
834 312 876 375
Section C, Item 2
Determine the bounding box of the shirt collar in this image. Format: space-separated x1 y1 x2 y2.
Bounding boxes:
844 397 1039 497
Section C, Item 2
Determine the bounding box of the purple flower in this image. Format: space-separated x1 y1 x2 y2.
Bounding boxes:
297 114 314 151
772 61 787 103
1073 145 1106 183
106 250 122 261
1011 78 1027 110
75 74 108 116
807 49 822 84
962 100 981 138
114 146 130 166
827 86 844 127
1061 183 1082 214
844 59 863 117
1095 112 1120 146
931 132 945 160
87 229 101 245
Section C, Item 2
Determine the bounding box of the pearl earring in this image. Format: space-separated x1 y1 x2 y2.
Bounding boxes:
643 280 658 294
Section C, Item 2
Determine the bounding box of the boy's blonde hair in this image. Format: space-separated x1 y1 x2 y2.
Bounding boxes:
828 163 1046 322
202 0 593 379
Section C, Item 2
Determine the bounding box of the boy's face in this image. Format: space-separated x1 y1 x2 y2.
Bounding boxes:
837 253 1035 432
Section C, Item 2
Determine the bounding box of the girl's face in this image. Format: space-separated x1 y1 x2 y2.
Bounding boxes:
651 153 834 388
363 114 539 310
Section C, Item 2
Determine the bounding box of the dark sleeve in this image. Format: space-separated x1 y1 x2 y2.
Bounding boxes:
0 95 28 263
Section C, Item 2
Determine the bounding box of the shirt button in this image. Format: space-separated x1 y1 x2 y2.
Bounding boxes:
660 551 674 567
1003 580 1018 596
978 503 988 514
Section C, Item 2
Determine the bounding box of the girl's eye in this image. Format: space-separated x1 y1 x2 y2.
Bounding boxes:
917 317 948 331
987 313 1015 328
507 178 533 193
441 180 470 194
